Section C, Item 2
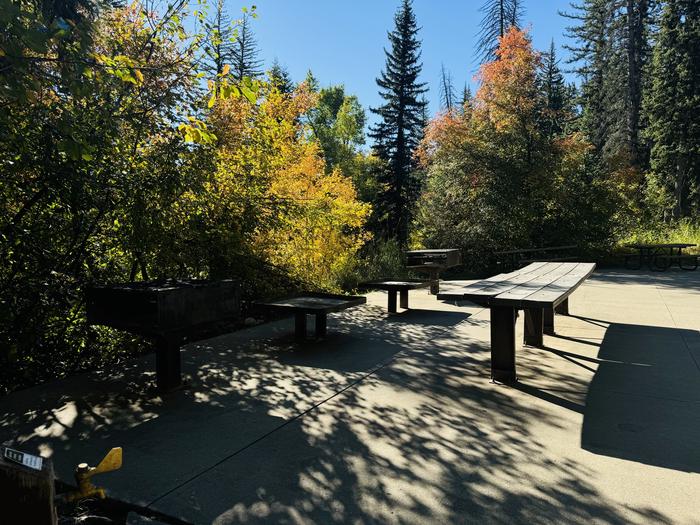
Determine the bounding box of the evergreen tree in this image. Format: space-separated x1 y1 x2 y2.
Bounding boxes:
439 64 456 111
477 0 525 63
645 0 700 217
563 0 655 167
538 41 573 138
231 13 263 81
304 69 320 92
461 83 473 112
203 0 235 76
369 0 428 243
269 59 294 93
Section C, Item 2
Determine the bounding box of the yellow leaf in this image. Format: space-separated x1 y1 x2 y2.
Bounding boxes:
221 64 230 76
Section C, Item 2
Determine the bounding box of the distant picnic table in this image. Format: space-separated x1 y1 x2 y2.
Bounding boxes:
625 243 698 271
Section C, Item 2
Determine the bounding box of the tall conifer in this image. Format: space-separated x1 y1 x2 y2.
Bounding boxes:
646 0 700 217
369 0 428 243
563 0 655 167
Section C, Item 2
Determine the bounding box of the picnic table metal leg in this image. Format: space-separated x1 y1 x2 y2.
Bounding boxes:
544 307 555 335
388 290 397 313
155 334 182 392
555 298 569 315
399 289 409 309
491 306 517 383
295 312 307 340
524 308 543 347
315 313 327 338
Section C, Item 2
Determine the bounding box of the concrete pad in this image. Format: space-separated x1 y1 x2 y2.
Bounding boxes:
1 271 700 524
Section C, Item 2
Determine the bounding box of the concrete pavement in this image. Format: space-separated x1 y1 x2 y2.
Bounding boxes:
1 270 699 524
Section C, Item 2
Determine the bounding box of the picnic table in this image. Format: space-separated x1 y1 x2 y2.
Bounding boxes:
438 262 596 383
625 243 698 271
254 293 366 340
360 279 431 312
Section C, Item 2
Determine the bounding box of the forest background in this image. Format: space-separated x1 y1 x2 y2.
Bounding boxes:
1 0 698 392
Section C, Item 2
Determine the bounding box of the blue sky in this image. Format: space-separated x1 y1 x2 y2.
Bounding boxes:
224 1 576 123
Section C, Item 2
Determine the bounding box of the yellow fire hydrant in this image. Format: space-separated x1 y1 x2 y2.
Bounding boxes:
66 447 122 502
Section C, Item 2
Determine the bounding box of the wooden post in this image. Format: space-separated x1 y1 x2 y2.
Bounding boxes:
491 306 517 383
155 334 182 392
399 289 409 309
524 308 544 347
388 290 397 313
555 298 569 315
315 313 327 338
0 449 56 525
295 312 307 340
544 307 555 335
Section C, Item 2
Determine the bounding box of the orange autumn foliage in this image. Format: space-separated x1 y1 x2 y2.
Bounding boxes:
474 27 541 134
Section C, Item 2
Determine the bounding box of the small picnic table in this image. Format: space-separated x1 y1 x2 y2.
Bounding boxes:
625 243 697 271
254 293 366 340
360 279 431 312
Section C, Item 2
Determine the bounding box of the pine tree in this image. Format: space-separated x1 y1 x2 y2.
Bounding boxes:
231 13 263 81
304 69 319 92
439 64 456 111
562 0 655 167
203 0 235 76
369 0 428 243
645 0 700 217
461 83 473 112
477 0 525 63
539 41 572 138
269 59 294 93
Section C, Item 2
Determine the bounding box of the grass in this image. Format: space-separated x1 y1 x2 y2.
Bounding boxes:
617 219 700 254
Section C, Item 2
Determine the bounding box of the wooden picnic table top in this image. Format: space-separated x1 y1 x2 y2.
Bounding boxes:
255 292 366 315
625 243 697 249
437 261 596 309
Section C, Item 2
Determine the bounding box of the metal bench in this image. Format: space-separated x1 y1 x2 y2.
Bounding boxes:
438 262 596 383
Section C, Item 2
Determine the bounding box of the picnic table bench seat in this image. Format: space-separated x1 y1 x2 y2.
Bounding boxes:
438 262 596 382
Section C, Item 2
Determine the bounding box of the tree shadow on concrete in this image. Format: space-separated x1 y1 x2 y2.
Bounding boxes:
0 303 681 524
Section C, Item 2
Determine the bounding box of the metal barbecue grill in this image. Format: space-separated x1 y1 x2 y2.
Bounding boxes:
87 279 240 392
405 249 462 294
